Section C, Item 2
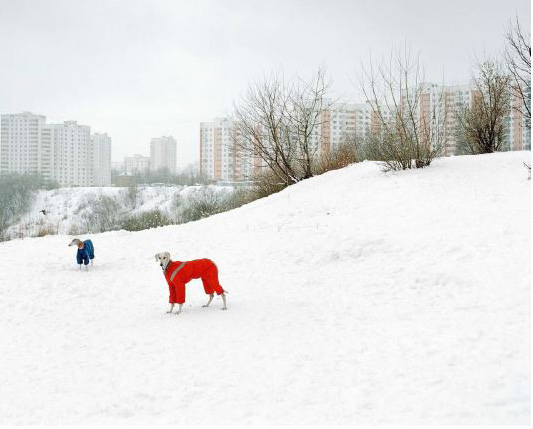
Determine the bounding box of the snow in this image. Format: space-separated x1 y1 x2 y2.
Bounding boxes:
0 151 530 425
6 184 231 238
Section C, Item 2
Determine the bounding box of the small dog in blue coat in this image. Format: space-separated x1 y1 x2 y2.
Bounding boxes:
69 238 95 270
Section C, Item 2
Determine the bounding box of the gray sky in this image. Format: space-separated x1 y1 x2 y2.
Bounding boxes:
0 0 530 168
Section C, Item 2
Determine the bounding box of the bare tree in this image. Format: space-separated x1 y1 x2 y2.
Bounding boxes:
287 69 330 179
358 46 447 171
232 68 330 188
455 59 511 154
504 16 531 127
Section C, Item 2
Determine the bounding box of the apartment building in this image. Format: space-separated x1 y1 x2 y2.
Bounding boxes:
150 136 177 173
417 83 531 155
124 154 150 175
203 84 529 182
92 132 112 186
199 106 386 181
0 112 51 180
317 101 381 155
1 112 112 187
200 118 254 182
508 87 531 151
412 84 477 156
45 121 92 187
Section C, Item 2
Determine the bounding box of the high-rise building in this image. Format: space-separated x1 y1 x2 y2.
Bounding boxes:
508 87 531 151
316 101 380 155
92 133 112 186
413 84 478 156
1 112 113 187
200 118 253 182
45 121 92 187
0 112 51 181
417 83 531 155
206 85 530 182
150 136 177 174
124 154 150 175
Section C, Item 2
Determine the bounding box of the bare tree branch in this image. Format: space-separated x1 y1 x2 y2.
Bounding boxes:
504 16 531 127
455 58 511 154
231 69 331 186
358 45 446 171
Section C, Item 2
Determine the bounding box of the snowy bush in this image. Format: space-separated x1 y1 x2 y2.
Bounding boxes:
3 183 260 240
314 139 360 174
120 209 173 231
119 185 141 210
0 174 46 240
249 169 288 199
82 195 122 233
180 188 224 223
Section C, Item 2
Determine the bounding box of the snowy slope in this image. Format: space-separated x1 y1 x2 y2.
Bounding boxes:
0 152 530 425
6 184 230 238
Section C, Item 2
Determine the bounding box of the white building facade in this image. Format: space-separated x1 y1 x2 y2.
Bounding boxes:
1 112 112 187
315 101 378 155
124 154 150 175
200 118 253 182
92 132 112 186
45 121 92 187
0 112 52 181
150 136 177 174
418 83 531 155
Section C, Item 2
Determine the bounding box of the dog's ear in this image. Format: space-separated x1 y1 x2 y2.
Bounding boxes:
154 253 160 262
164 251 170 260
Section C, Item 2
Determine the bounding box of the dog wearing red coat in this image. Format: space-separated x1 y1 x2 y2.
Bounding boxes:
155 251 227 315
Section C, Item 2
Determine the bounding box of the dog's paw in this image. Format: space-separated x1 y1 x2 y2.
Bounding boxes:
221 308 227 310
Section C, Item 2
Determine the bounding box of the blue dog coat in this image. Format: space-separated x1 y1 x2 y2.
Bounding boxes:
77 240 95 265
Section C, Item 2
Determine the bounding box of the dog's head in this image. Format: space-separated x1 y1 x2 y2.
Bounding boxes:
68 238 81 247
155 251 171 270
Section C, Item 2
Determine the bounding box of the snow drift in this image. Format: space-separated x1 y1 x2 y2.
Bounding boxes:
0 152 530 425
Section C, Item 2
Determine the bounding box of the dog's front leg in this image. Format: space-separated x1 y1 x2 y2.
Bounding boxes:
203 294 214 308
166 304 175 313
175 304 183 315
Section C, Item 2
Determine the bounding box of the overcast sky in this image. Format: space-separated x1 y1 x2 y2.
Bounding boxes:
0 0 530 167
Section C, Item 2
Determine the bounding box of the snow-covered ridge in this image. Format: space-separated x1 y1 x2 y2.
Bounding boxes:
0 152 529 425
6 184 232 238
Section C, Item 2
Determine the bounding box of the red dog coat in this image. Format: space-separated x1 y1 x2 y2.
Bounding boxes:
164 259 225 304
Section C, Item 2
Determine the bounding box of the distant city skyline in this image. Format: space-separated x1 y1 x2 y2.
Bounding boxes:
0 0 530 168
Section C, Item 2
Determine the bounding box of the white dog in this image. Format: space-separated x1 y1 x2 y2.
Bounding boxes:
155 251 227 315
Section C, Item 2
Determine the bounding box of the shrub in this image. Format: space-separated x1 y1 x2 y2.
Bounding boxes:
180 188 224 223
315 139 360 175
0 173 44 236
36 223 57 237
83 195 121 233
120 185 141 210
248 169 288 200
120 209 173 231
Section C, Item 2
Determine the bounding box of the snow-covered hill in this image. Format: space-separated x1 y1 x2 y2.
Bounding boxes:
0 152 530 425
5 184 231 238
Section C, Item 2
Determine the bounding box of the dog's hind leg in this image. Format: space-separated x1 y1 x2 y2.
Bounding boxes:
203 294 214 308
175 304 183 315
166 304 175 314
221 292 227 310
